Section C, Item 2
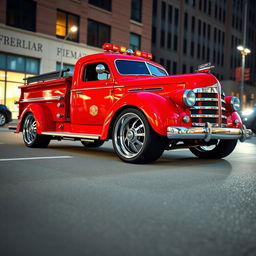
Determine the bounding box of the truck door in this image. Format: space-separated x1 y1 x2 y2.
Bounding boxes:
71 61 115 125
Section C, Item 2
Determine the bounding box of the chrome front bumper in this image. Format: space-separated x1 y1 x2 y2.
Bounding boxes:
167 123 253 142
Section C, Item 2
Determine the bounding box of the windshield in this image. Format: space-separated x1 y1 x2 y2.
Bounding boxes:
115 60 168 76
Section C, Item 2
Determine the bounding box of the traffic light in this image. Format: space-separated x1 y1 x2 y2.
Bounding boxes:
235 67 250 81
244 68 250 81
235 67 241 82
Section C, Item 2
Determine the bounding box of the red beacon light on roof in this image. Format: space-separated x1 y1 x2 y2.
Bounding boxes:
102 43 153 60
134 50 142 57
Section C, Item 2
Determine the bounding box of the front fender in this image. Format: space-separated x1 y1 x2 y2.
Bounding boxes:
16 104 54 134
101 92 186 139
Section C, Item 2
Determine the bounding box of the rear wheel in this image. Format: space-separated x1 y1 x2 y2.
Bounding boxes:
81 140 104 148
22 113 51 148
0 112 6 126
112 108 166 164
189 139 237 159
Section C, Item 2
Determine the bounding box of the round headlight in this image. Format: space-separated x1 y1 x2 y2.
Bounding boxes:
183 90 196 107
230 97 240 111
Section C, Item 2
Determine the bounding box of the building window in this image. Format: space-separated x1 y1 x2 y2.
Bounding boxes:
56 10 79 42
173 35 178 51
0 53 39 117
191 16 195 33
166 60 171 74
173 61 177 74
182 64 186 73
183 39 187 55
87 19 111 48
160 58 165 66
130 33 141 51
88 0 111 12
161 1 166 47
190 41 194 57
131 0 142 22
6 0 36 32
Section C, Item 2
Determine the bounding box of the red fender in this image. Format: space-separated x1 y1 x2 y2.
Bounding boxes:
16 104 54 134
101 92 185 139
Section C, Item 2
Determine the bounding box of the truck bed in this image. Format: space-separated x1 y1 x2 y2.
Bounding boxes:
18 77 72 122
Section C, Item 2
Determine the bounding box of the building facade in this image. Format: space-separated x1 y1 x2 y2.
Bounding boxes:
151 0 256 108
0 0 152 117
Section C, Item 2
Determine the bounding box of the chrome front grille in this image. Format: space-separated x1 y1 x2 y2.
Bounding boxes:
191 85 227 127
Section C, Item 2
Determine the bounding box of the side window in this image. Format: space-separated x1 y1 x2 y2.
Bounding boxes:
83 63 110 82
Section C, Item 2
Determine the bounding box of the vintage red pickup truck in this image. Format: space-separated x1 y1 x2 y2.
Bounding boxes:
16 43 252 163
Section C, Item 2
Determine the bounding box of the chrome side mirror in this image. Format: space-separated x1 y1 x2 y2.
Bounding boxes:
96 64 109 74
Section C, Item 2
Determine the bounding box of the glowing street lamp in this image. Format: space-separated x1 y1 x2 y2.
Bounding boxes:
59 25 78 75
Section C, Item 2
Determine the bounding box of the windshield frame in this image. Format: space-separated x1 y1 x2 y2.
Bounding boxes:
114 59 168 77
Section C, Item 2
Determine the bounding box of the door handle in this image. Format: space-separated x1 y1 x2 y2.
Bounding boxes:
76 91 82 94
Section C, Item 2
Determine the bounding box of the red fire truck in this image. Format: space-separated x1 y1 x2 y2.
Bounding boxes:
16 43 252 163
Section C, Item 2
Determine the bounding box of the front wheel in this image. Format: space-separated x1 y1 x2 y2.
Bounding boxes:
189 139 237 159
112 108 166 164
22 113 51 148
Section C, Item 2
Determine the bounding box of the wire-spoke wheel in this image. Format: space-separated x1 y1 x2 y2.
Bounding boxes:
22 113 51 148
0 112 6 126
112 108 166 163
189 139 237 159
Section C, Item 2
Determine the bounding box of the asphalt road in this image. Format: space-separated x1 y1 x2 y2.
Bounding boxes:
0 126 256 256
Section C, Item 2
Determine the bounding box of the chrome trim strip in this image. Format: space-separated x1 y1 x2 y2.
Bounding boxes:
196 98 226 103
193 87 219 93
191 114 227 119
144 87 163 91
128 88 143 92
192 122 228 127
20 96 63 102
217 84 222 125
167 124 253 142
192 106 226 110
41 132 100 140
71 85 125 92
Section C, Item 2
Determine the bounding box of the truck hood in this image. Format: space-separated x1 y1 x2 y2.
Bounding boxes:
117 73 219 90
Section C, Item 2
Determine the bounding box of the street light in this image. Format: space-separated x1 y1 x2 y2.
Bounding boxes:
237 45 251 111
59 25 78 76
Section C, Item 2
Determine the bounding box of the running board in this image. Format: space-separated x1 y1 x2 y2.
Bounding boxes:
41 132 100 140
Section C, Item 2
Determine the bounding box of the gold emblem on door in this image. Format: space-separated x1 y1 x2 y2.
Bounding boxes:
90 105 98 116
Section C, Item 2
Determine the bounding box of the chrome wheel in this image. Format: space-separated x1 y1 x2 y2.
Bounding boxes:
114 113 146 159
196 141 219 152
23 114 37 145
0 113 6 126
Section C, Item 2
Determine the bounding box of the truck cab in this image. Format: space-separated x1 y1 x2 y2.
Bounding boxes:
16 43 253 164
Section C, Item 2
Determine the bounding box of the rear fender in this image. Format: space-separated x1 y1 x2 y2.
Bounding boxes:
16 104 54 134
101 92 182 139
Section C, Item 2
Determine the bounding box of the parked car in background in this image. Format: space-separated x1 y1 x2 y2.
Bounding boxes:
241 106 256 133
0 104 12 126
